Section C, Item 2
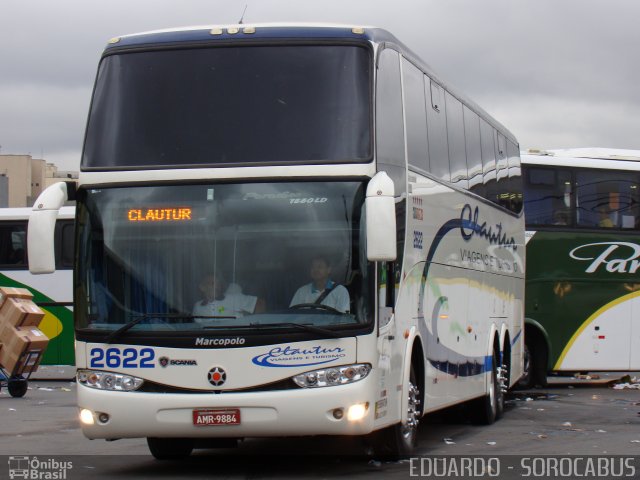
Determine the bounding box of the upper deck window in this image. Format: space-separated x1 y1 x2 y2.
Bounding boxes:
83 45 372 169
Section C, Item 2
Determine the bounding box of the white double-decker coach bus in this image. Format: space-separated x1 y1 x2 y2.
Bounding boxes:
28 24 524 458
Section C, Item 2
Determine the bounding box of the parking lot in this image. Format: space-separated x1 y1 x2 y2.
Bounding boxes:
1 373 639 479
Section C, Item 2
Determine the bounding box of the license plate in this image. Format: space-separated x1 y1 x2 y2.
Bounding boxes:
192 408 241 426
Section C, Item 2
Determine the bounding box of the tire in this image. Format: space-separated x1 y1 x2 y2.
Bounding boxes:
518 335 548 389
471 349 501 425
518 342 533 389
531 339 548 388
7 377 28 398
372 365 421 459
147 438 194 460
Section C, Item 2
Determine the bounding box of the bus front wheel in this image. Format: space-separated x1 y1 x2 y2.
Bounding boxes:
147 438 194 460
371 364 421 459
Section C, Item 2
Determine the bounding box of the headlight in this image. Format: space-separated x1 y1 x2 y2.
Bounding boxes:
292 363 371 388
77 369 144 391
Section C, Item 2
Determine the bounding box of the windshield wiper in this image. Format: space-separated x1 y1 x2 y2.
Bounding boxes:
105 313 194 344
289 303 344 314
251 322 342 338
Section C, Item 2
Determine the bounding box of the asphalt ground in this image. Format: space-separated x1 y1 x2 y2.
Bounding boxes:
0 373 639 479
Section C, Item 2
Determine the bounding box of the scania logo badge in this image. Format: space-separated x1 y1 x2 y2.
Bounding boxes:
159 356 169 368
208 367 227 387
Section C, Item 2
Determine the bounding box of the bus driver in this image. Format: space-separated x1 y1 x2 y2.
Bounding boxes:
290 255 350 313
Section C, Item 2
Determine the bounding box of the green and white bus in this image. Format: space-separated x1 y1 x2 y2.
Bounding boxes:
521 148 640 387
0 207 75 375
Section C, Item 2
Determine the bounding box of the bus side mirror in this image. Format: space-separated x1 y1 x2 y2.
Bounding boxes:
28 182 69 274
366 171 397 261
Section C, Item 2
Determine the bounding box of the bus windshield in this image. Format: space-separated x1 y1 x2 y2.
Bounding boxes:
82 45 372 169
75 182 371 335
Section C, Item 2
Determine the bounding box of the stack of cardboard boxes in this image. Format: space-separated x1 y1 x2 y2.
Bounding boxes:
0 287 49 376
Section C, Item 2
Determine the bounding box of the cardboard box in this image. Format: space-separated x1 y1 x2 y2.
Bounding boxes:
0 297 44 328
0 323 15 346
0 327 49 375
1 327 48 355
0 348 44 376
0 287 33 309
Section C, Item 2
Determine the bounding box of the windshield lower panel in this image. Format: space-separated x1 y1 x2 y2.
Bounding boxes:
75 182 373 341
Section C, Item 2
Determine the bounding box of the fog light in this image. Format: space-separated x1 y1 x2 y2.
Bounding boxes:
347 403 368 421
98 413 110 424
332 408 344 420
80 409 95 425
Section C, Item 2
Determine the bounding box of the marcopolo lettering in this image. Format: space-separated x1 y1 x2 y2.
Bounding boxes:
195 337 246 346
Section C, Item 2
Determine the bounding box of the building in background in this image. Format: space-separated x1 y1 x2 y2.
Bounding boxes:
0 154 78 207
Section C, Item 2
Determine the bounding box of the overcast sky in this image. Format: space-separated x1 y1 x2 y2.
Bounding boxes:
1 0 639 171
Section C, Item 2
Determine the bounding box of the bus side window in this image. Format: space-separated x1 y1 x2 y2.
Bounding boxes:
523 167 572 226
426 79 450 182
60 221 75 268
0 222 27 268
480 122 497 200
494 132 510 208
402 58 428 174
376 48 406 196
445 92 468 189
464 107 484 198
506 140 523 213
576 169 640 229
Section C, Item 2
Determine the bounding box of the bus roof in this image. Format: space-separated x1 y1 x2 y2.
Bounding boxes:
521 148 640 171
106 23 398 49
102 23 517 146
0 206 75 221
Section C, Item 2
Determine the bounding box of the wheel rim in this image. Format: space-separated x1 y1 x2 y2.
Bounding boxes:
488 356 498 413
401 381 420 441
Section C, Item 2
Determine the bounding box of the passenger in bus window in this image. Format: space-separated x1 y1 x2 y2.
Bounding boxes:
290 255 350 313
193 274 265 321
552 210 569 226
597 207 615 228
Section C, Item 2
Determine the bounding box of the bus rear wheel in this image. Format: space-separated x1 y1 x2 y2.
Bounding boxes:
147 438 194 460
471 348 502 425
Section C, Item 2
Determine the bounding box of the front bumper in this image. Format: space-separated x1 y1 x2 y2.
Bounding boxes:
78 375 376 439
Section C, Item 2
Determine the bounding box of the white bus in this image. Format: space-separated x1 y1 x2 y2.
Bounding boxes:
0 207 75 374
29 24 525 459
